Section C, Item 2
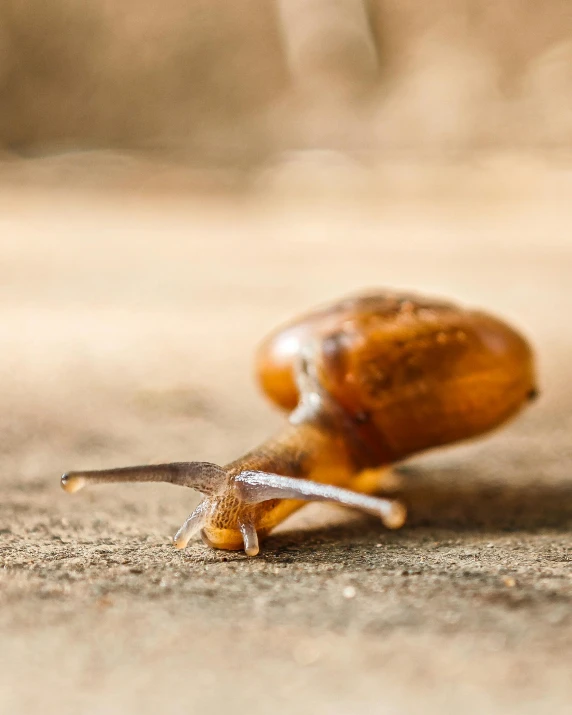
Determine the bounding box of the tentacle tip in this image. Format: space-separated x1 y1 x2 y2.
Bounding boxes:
382 501 407 530
244 544 260 557
61 473 85 494
172 534 189 550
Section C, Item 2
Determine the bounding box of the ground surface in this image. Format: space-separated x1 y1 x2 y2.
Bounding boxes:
1 156 571 714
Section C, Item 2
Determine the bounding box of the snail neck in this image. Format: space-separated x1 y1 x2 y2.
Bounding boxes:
223 419 354 485
223 411 387 489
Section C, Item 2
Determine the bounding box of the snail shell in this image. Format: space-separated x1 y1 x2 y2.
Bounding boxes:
256 292 536 463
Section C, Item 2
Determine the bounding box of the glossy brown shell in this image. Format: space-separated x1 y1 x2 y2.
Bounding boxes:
256 292 537 464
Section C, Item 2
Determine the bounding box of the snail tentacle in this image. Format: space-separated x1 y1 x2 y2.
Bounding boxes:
173 501 210 549
61 462 227 497
234 471 406 530
238 515 260 557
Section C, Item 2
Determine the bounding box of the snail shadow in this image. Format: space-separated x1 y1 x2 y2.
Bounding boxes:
261 465 572 557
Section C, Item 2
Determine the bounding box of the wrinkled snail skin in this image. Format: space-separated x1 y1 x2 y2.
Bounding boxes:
61 291 538 556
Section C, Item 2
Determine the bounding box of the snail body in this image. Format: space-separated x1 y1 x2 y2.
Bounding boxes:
62 291 537 556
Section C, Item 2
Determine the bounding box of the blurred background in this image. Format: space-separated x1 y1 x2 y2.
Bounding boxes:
2 0 572 157
1 3 572 715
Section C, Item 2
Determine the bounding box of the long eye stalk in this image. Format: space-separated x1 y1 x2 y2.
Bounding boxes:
61 462 227 496
234 471 406 529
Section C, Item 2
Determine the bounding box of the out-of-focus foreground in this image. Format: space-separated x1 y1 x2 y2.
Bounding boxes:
1 3 571 715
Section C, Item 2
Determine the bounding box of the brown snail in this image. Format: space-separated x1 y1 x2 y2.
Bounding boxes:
61 291 537 556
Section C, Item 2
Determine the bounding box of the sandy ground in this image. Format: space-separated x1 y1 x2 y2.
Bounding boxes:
1 157 571 714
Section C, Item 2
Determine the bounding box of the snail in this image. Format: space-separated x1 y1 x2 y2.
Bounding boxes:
61 291 537 556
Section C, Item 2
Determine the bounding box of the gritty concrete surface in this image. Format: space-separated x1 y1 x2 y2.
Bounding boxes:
0 158 571 715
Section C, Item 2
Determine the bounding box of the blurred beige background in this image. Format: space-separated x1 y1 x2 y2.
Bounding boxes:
1 0 572 158
1 3 571 715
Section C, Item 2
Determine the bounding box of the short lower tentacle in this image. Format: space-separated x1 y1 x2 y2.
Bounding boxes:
173 502 209 549
238 517 260 557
